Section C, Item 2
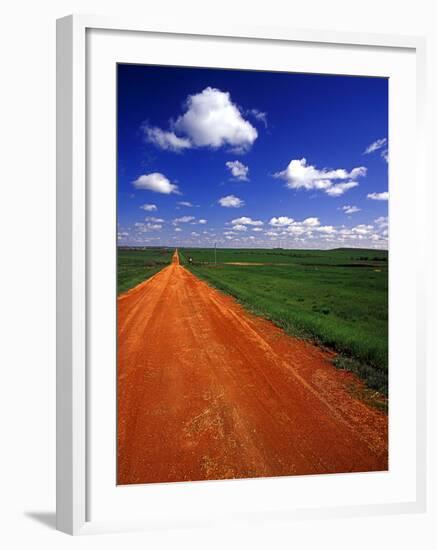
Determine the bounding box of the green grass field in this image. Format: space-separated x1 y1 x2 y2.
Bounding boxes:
179 247 388 396
117 247 173 295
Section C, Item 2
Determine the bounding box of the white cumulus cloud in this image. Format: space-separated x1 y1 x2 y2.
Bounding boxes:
133 172 180 194
302 217 320 227
218 195 245 208
341 205 361 214
134 222 162 232
144 216 164 223
140 203 157 211
144 88 258 153
231 216 263 226
226 160 249 180
351 224 374 235
274 158 366 197
375 216 388 227
174 87 257 152
367 192 389 201
198 219 207 224
268 216 333 238
144 126 192 152
214 214 387 250
144 87 258 153
316 225 336 234
269 216 295 227
173 216 195 224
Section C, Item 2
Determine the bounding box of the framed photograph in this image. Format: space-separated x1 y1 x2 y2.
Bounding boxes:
56 15 427 535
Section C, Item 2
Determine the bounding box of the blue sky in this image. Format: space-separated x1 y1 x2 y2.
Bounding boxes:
117 64 388 249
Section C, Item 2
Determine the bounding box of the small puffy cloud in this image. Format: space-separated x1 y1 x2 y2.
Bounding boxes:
191 232 200 237
177 201 194 207
302 217 320 227
233 224 248 231
367 191 389 201
231 216 263 226
140 203 157 212
252 227 263 232
267 216 335 239
218 195 245 208
144 216 164 223
134 222 162 231
341 205 361 214
198 219 207 224
174 87 257 152
144 126 191 152
375 216 388 227
333 224 374 242
269 216 295 227
351 224 374 235
173 215 195 224
364 138 387 154
274 158 366 197
174 227 182 232
226 160 249 181
133 172 180 194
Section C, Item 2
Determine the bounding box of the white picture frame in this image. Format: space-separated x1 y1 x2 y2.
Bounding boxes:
56 14 427 535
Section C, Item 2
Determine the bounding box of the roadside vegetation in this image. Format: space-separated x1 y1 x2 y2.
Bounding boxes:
117 247 173 295
179 247 388 396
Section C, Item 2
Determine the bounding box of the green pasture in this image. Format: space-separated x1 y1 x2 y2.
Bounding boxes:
179 247 388 395
117 247 173 295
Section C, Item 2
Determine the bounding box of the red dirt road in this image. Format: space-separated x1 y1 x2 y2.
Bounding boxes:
117 250 388 485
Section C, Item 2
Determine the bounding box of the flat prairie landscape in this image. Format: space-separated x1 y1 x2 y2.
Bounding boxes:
180 247 388 396
117 247 173 294
117 247 388 485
